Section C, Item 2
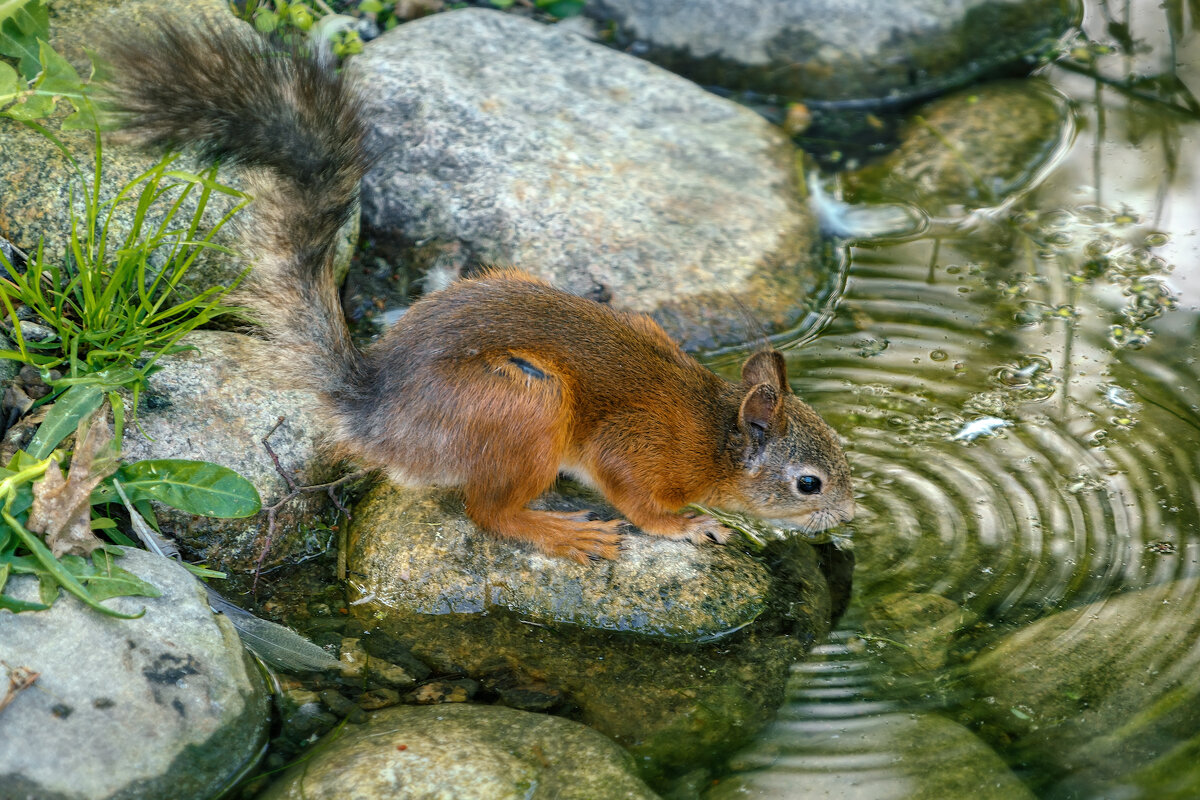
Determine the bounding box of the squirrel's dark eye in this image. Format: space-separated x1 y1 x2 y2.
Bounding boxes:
796 475 822 495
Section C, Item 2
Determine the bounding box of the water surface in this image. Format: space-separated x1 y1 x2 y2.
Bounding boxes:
712 0 1200 796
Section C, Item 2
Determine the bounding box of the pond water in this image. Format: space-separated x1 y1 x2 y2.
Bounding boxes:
705 0 1200 796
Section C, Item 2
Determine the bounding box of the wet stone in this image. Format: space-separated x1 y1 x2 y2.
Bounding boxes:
118 331 340 574
347 482 770 641
864 591 976 672
709 711 1034 799
347 483 834 784
0 548 270 800
967 578 1200 798
842 80 1073 217
584 0 1080 105
257 704 658 800
349 7 832 352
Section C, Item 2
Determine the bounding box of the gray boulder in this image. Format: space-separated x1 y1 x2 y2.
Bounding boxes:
0 547 269 800
585 0 1081 106
350 8 834 352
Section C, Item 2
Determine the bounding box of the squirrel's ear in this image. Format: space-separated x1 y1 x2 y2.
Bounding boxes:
738 383 780 449
741 350 791 394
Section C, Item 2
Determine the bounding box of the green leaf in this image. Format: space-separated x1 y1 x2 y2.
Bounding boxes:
78 548 161 602
0 0 48 79
50 365 144 390
0 60 18 105
34 39 82 96
534 0 582 15
2 508 142 618
26 384 104 459
112 460 262 518
0 593 50 612
3 86 51 119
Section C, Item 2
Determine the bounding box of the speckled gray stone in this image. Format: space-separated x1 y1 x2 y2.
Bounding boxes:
348 482 769 640
120 331 339 573
709 711 1033 799
967 578 1200 799
350 8 833 352
843 80 1073 217
257 704 657 800
0 547 269 800
585 0 1081 105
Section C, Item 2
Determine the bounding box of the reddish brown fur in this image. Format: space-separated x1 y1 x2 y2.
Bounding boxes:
103 24 855 563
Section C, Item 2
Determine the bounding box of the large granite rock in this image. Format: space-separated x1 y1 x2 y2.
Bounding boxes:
350 8 835 352
0 547 269 800
585 0 1081 106
258 704 657 800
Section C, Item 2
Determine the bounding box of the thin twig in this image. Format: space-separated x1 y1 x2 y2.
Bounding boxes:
252 416 372 592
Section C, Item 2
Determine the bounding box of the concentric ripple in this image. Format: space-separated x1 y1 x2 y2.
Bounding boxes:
708 198 1200 795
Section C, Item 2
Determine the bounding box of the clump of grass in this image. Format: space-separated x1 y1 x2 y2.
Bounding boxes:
0 144 250 405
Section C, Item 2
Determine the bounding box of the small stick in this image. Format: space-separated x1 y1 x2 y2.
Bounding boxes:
252 417 371 592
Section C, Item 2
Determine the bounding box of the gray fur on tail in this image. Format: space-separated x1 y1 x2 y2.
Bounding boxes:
101 20 371 415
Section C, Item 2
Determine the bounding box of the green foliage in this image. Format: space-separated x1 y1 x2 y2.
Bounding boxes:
0 0 95 129
0 402 261 615
533 0 583 18
0 6 262 613
486 0 584 16
243 0 365 57
0 142 250 405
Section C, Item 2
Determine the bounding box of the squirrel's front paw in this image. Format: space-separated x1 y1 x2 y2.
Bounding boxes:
654 513 731 545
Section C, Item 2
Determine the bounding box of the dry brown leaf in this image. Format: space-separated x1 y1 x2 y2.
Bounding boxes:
26 408 119 558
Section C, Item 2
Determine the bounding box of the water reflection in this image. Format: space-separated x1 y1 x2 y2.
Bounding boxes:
710 0 1200 796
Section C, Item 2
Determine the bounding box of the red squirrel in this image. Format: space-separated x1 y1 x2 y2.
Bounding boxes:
101 21 855 562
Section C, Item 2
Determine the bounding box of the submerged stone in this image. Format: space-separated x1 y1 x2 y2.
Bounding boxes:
709 711 1033 799
842 80 1073 217
257 704 657 800
584 0 1081 106
350 8 834 352
0 548 269 800
864 592 976 672
347 482 836 784
967 578 1200 797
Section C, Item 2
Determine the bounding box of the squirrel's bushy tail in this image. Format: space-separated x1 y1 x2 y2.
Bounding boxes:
102 20 370 406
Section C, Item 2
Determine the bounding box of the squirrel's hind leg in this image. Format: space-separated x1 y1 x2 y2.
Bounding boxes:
454 351 624 563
